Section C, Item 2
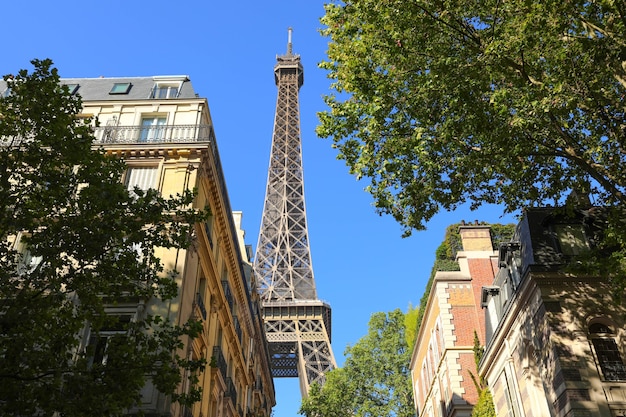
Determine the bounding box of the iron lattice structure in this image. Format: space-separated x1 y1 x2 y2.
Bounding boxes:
253 29 336 396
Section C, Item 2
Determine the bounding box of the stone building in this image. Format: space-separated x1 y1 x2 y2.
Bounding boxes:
1 76 276 417
481 208 626 417
410 224 499 417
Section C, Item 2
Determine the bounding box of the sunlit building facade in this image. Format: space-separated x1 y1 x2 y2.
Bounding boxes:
410 225 498 417
58 76 276 417
480 208 626 417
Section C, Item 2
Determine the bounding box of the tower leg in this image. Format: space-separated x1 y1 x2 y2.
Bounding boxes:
263 302 337 396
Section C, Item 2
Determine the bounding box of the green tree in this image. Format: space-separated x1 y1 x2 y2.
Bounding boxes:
300 309 414 417
0 60 207 416
318 2 626 257
470 332 495 417
403 304 420 350
471 389 496 417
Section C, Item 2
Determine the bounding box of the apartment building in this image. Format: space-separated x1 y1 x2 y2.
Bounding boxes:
410 225 499 417
481 208 626 417
4 75 276 417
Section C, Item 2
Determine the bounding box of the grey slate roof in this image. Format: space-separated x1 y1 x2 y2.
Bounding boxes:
0 76 199 101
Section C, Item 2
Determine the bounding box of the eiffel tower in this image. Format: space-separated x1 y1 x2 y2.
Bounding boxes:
253 28 337 396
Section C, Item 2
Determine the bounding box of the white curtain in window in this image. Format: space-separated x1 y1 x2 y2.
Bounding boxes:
125 166 158 195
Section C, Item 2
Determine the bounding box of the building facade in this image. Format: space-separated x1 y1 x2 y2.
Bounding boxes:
410 225 499 417
481 208 626 417
30 76 275 417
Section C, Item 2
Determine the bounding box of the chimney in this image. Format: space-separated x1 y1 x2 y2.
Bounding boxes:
459 224 493 252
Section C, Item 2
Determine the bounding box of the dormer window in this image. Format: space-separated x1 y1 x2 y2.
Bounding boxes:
151 84 179 99
109 82 132 95
554 224 589 256
150 76 187 99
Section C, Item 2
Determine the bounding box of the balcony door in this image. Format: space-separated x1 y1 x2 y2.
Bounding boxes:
140 116 166 142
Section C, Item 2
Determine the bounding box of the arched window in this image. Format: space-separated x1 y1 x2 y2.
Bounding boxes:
589 321 626 381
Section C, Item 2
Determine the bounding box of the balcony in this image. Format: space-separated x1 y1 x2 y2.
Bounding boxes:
221 280 234 312
255 376 263 391
224 377 238 405
211 345 228 380
92 124 213 145
194 292 207 321
253 376 264 407
233 315 242 344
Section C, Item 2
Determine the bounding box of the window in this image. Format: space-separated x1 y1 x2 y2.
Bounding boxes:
150 76 186 99
436 321 445 353
87 315 132 367
124 166 158 197
555 224 589 256
64 83 79 95
205 212 215 248
109 82 132 95
139 116 166 142
429 345 436 375
589 321 626 381
501 367 522 417
151 84 179 99
14 233 43 275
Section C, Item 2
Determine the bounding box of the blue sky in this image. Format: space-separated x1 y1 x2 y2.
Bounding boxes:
3 1 517 416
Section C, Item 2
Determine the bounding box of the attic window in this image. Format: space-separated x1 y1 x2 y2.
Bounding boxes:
109 82 132 95
150 76 187 99
64 84 79 95
151 84 179 99
554 224 589 256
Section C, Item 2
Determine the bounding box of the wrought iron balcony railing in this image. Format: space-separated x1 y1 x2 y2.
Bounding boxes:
224 377 237 404
92 124 213 145
254 376 263 391
194 292 207 320
211 345 228 380
222 280 234 312
233 315 242 344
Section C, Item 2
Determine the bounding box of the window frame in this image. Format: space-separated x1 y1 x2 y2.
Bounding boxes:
86 313 133 367
13 232 43 275
109 82 132 95
64 83 79 95
150 76 186 99
151 83 180 99
139 115 167 142
123 164 160 198
589 320 626 381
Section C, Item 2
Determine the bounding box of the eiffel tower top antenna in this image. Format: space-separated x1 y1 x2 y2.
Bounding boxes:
287 27 293 55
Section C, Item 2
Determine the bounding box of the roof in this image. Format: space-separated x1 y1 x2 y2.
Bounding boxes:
0 75 199 101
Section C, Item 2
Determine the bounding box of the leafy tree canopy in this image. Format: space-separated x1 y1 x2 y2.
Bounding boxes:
319 0 626 238
300 309 414 417
0 60 207 416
